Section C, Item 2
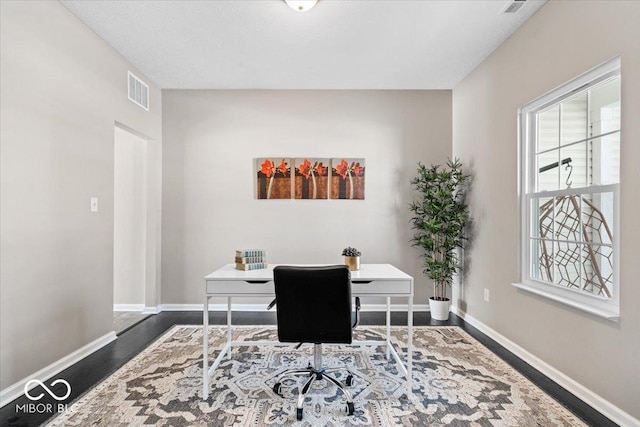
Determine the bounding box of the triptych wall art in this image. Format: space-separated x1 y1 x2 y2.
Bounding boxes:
256 158 365 200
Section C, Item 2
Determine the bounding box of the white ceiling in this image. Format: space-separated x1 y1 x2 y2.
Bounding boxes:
60 0 546 90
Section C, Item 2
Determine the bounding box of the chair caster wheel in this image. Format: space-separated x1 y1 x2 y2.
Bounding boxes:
346 402 355 416
296 407 303 421
272 383 282 396
345 375 354 386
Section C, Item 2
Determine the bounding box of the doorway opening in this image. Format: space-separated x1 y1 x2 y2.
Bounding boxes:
113 125 149 334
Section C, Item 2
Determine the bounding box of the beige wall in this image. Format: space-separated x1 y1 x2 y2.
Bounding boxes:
452 0 640 420
0 1 162 390
162 90 451 306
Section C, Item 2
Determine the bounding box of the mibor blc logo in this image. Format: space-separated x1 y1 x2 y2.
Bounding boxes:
25 379 72 401
16 379 76 414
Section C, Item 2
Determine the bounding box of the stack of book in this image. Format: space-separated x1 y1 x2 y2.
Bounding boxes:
235 249 267 270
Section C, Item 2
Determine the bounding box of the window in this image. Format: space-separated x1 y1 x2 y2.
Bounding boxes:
516 57 620 321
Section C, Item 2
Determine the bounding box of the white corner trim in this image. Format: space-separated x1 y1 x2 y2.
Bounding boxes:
0 331 117 408
141 306 160 314
159 303 429 312
450 306 640 427
113 304 145 312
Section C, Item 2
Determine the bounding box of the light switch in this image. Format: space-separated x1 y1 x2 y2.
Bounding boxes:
90 197 98 212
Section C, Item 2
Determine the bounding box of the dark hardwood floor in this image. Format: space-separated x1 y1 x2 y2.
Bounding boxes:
0 311 617 427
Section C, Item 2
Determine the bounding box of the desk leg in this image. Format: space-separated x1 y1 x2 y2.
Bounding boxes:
203 295 210 400
407 294 413 398
386 296 391 360
227 297 232 359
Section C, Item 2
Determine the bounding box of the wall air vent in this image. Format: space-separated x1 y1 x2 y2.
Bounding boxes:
502 0 526 14
127 71 149 111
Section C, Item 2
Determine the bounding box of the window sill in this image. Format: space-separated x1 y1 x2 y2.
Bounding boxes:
511 282 620 322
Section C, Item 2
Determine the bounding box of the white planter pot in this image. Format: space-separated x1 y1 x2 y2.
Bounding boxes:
429 297 451 321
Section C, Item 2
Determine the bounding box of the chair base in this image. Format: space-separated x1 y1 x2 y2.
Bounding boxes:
272 344 356 421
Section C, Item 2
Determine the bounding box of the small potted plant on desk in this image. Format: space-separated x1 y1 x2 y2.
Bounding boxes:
409 159 471 321
342 247 361 271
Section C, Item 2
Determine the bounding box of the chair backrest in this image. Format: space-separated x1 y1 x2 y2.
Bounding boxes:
273 265 352 344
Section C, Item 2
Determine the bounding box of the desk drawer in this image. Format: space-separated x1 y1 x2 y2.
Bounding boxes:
351 280 411 295
206 280 274 295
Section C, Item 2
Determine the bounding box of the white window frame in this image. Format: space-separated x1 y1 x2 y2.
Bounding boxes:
514 57 620 322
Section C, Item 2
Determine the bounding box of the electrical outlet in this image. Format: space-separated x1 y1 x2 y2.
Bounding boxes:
483 288 490 302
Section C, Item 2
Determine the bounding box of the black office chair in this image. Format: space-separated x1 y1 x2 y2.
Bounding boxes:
269 265 361 421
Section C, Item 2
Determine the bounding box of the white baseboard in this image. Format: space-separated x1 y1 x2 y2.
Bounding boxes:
113 304 144 312
0 331 117 408
160 303 429 312
451 306 640 427
141 306 160 314
363 304 429 312
114 305 159 314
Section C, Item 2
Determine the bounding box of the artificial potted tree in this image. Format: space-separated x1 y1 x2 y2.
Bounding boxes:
409 159 470 321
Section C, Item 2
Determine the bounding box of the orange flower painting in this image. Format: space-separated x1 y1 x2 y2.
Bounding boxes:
330 158 365 200
256 158 291 199
256 157 364 200
294 158 329 199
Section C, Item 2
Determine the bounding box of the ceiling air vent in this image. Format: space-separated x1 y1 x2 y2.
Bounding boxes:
127 71 149 111
502 0 526 14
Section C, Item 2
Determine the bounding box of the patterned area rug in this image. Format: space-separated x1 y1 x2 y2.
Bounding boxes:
45 326 586 426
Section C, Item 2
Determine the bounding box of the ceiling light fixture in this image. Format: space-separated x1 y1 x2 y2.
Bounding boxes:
284 0 318 12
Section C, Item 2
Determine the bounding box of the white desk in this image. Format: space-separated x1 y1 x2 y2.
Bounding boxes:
203 263 414 400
